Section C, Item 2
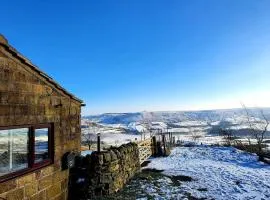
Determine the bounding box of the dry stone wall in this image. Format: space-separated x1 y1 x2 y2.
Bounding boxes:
69 143 141 199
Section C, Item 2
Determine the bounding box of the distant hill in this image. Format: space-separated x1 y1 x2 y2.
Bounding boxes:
84 112 143 125
83 108 270 125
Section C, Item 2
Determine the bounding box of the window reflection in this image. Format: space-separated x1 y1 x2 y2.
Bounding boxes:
34 128 49 163
0 128 28 176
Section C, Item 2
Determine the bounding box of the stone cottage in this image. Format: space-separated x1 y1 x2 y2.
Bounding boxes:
0 35 83 200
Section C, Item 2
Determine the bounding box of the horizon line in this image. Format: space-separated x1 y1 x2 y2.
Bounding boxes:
83 106 270 116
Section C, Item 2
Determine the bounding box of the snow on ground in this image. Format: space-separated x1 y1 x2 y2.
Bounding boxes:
128 122 147 132
172 133 225 145
100 123 127 129
99 132 150 146
196 135 225 145
168 128 190 133
174 121 208 127
144 146 270 200
151 122 168 129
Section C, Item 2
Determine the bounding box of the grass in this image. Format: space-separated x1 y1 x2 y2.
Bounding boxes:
98 167 196 200
232 142 270 163
96 168 165 200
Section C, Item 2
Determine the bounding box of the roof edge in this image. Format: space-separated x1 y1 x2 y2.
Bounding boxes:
0 34 84 105
0 34 8 46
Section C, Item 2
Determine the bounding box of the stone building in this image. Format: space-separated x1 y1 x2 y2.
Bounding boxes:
0 35 83 200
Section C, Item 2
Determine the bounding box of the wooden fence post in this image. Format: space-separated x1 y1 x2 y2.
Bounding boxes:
162 134 166 156
152 136 157 156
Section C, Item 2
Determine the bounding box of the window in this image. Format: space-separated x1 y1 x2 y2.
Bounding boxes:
34 128 49 164
0 124 53 182
0 128 28 176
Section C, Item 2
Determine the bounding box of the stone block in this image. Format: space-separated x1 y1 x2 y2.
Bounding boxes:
0 192 7 199
25 182 38 198
41 166 54 177
52 191 65 200
0 105 10 116
30 190 47 200
38 175 53 190
60 178 68 190
100 173 112 184
16 173 35 187
103 152 111 162
97 154 104 165
0 180 17 194
54 136 62 148
108 163 120 172
60 170 69 180
10 93 26 104
114 150 121 158
53 162 61 172
52 172 62 184
0 116 8 125
46 183 61 199
32 84 44 94
6 187 24 200
110 151 118 161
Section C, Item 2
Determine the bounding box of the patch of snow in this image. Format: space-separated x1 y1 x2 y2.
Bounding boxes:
128 122 147 133
99 132 148 146
145 146 270 200
175 121 208 127
81 150 93 156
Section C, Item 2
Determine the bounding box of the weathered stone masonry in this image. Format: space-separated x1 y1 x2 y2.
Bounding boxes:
0 35 83 200
69 143 141 199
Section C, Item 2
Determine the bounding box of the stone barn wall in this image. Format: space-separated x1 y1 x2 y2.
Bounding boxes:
0 36 82 200
69 143 141 199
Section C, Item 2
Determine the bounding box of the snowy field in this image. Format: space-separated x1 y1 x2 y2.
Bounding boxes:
141 146 270 200
81 127 151 148
97 132 148 146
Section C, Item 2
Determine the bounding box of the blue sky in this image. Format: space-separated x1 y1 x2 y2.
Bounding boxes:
1 0 270 115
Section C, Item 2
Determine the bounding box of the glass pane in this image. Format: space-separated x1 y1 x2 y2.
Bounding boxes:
34 128 49 163
0 128 29 177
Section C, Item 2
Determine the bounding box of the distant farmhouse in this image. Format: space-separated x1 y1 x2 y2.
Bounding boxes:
0 35 84 200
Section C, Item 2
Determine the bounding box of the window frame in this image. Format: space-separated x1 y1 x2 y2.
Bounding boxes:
0 123 54 183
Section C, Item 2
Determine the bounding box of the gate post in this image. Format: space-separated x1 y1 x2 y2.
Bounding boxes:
162 134 166 156
152 136 157 156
